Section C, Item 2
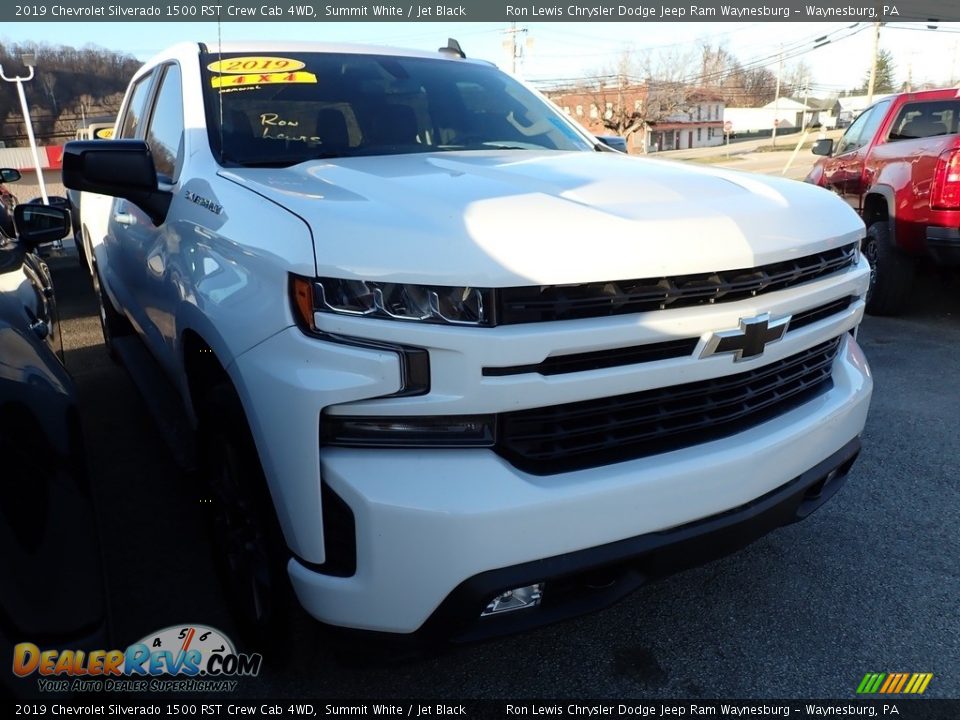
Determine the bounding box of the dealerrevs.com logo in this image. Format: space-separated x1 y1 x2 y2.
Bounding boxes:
13 624 262 693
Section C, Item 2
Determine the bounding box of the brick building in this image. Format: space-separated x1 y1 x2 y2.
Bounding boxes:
546 85 725 153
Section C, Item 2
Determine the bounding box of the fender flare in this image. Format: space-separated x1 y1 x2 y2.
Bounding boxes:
863 185 897 248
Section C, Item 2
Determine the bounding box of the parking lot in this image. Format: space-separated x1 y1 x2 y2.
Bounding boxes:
44 243 959 700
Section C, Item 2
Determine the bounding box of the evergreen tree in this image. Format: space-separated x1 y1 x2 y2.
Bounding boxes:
858 49 897 95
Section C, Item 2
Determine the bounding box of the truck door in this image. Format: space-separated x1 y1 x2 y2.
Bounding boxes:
821 100 892 212
113 62 185 378
100 70 157 334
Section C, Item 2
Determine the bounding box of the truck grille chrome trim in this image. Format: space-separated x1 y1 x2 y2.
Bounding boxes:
496 244 858 324
482 297 856 378
497 337 843 474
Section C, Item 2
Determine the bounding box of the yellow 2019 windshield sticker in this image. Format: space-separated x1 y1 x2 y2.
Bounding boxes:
211 71 317 89
207 56 306 74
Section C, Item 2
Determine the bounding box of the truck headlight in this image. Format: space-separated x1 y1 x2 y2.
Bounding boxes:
292 275 493 326
291 276 431 397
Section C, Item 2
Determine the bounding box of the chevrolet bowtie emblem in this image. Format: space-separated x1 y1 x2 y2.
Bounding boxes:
700 313 791 361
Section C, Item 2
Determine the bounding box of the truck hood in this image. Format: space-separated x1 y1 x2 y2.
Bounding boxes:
220 150 864 286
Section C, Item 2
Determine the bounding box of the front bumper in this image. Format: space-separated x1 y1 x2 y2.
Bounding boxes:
286 334 873 635
414 437 859 642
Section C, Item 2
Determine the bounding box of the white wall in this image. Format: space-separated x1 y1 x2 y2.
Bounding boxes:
724 107 804 134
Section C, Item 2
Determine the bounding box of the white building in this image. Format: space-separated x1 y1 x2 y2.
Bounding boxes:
723 98 820 135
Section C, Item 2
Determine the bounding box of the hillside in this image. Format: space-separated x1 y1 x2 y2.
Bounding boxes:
0 42 142 146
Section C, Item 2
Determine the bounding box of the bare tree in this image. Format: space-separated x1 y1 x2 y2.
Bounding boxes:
693 41 780 107
0 40 139 145
577 47 698 152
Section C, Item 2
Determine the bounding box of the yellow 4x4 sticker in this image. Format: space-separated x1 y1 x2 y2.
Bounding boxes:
208 56 316 88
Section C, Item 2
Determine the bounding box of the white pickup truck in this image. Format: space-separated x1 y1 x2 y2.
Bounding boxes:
64 41 873 642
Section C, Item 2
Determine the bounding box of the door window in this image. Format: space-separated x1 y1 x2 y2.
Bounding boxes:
834 100 891 155
145 64 185 184
118 73 155 139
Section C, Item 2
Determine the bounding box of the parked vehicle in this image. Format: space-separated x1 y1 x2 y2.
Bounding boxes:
806 87 960 315
74 122 115 141
596 135 628 153
0 167 19 236
0 190 109 696
65 41 873 642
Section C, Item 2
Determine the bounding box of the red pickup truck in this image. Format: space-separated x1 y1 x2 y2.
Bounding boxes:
806 88 960 315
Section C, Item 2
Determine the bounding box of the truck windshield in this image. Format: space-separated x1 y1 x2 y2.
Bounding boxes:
201 51 594 166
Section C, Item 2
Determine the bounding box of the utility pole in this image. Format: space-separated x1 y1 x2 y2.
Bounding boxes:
867 21 881 104
771 45 783 147
502 22 530 76
951 40 958 87
801 78 810 128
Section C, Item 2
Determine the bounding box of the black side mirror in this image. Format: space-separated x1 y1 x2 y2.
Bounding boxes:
812 138 834 157
62 140 171 226
1 168 22 184
13 204 70 250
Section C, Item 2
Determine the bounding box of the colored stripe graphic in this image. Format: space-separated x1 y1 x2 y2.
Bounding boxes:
857 673 933 694
893 673 910 693
879 674 896 693
857 673 885 694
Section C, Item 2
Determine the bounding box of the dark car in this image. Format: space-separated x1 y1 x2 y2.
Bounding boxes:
0 168 18 237
596 134 629 153
0 182 109 697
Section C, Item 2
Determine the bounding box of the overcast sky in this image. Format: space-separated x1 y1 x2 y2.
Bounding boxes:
4 20 960 96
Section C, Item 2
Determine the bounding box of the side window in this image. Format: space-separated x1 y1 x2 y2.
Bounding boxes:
145 64 185 184
833 110 871 155
857 100 892 148
118 73 154 139
834 100 891 155
888 101 960 141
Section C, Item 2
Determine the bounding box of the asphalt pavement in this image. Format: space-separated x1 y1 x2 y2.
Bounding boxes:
47 247 959 700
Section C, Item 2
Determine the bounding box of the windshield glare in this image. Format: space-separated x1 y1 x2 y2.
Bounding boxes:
201 52 593 166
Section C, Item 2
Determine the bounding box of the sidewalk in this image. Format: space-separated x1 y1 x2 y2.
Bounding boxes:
650 127 843 161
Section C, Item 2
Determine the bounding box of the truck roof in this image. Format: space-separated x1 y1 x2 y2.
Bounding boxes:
888 87 960 103
141 40 488 70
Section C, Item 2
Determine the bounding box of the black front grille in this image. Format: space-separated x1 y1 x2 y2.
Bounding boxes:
497 337 843 475
497 244 857 324
789 296 856 331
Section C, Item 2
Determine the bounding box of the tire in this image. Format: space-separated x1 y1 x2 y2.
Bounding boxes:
198 384 295 649
863 221 914 316
90 263 132 361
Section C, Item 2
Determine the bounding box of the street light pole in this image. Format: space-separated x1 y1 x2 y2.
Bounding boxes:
0 54 50 205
